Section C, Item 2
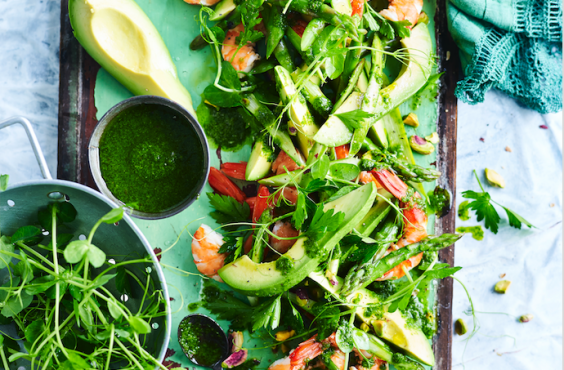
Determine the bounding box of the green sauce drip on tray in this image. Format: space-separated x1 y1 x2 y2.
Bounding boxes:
99 104 204 213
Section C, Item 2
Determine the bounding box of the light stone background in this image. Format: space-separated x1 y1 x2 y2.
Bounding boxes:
0 0 561 369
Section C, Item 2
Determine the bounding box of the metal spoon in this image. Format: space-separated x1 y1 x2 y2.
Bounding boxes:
178 314 230 370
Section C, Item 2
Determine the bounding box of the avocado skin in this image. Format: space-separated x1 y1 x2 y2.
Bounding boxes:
69 0 195 116
218 183 378 297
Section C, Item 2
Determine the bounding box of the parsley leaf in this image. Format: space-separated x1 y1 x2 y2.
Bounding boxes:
502 205 535 230
334 110 374 130
252 294 282 332
391 20 412 39
462 170 534 234
305 206 345 243
207 193 250 224
461 190 500 234
236 0 265 46
292 191 307 230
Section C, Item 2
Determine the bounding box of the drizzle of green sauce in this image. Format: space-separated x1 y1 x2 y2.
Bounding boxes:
178 318 226 366
275 256 294 275
99 104 204 213
456 226 484 241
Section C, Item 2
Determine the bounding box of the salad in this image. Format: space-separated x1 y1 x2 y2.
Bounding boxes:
185 0 461 369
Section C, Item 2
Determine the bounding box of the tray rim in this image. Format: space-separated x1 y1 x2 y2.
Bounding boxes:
57 1 459 368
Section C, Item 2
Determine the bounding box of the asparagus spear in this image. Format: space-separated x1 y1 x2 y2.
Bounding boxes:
350 34 384 155
265 4 287 58
344 233 462 293
361 149 442 183
341 216 400 295
333 59 365 113
274 38 296 72
291 71 333 118
267 0 359 41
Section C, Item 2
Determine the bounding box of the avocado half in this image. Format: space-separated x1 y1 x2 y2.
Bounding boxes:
68 0 195 116
218 182 378 297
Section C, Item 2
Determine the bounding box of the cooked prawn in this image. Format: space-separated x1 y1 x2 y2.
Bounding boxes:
222 24 261 73
372 170 428 280
380 0 423 28
352 349 388 370
269 221 300 254
289 335 323 370
192 224 226 282
358 171 383 188
268 334 342 370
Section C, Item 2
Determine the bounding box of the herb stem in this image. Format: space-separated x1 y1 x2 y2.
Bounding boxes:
16 241 55 268
0 346 9 370
115 338 145 369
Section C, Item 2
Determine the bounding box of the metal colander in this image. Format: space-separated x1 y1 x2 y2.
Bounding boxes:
0 117 171 368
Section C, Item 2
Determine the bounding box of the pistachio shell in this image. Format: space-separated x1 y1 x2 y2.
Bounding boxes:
425 132 439 144
409 135 435 155
494 280 511 294
403 112 420 127
485 168 506 188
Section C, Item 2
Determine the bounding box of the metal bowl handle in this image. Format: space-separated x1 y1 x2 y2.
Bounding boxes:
0 116 52 180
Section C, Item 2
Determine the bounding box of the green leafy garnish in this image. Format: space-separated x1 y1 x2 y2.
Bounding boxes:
462 170 534 233
236 0 265 45
334 110 374 130
208 192 251 224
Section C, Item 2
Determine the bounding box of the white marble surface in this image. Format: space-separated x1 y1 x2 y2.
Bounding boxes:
0 0 561 369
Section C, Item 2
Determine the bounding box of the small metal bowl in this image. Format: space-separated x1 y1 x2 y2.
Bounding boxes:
89 95 210 220
178 314 230 369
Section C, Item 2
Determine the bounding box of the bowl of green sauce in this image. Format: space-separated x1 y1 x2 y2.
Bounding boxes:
89 96 209 219
178 314 229 368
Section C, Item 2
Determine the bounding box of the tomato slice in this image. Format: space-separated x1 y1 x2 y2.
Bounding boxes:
208 167 246 203
335 144 350 160
221 162 247 180
358 171 382 188
252 185 271 223
245 196 256 214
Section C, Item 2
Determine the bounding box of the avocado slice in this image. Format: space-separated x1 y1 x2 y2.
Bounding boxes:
274 66 319 159
355 189 394 236
313 91 363 147
371 23 433 121
308 272 435 366
69 0 195 116
331 0 353 15
246 135 275 181
219 183 378 297
210 0 236 21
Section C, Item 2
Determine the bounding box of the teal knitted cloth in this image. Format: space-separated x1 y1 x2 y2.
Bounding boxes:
447 0 562 113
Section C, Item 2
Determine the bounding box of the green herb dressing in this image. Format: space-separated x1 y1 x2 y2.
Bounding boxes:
178 318 227 367
99 104 204 213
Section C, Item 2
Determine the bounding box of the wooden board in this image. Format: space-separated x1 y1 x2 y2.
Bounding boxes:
57 1 459 368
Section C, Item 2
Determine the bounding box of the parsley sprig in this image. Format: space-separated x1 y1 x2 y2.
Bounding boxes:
461 170 534 234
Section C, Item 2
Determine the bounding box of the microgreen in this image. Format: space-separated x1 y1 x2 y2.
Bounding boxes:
462 170 534 234
0 202 169 369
